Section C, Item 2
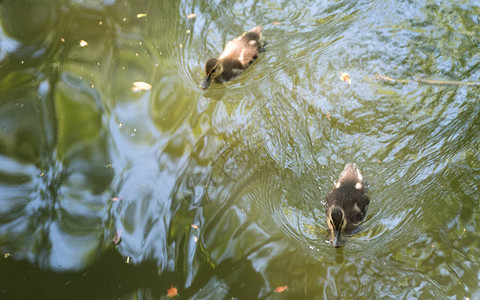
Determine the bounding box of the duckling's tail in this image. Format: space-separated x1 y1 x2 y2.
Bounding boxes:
250 25 263 35
339 163 364 183
250 25 265 47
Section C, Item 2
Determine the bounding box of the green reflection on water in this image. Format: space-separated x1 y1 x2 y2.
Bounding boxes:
1 0 479 299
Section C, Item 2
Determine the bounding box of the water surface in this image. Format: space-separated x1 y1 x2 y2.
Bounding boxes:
0 0 479 298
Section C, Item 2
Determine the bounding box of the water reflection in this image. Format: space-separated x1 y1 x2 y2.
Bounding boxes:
1 0 480 298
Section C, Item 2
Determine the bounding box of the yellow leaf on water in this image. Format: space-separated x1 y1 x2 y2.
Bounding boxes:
137 13 147 18
187 13 196 19
132 81 152 91
79 40 88 47
167 285 178 298
274 285 288 293
340 71 351 84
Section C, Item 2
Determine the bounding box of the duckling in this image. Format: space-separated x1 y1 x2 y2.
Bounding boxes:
201 26 264 90
326 163 370 248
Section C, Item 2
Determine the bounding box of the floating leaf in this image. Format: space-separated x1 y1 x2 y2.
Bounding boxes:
272 21 281 25
187 13 196 19
112 230 122 245
132 81 152 91
191 224 199 229
137 13 147 18
167 285 177 298
112 197 122 202
274 285 288 293
340 72 351 84
79 40 88 47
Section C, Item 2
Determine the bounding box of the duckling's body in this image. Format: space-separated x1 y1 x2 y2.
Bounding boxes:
202 26 264 89
326 163 370 247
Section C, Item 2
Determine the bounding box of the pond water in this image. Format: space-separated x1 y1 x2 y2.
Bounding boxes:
1 0 479 298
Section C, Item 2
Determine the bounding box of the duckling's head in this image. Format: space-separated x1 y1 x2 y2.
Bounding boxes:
202 58 224 90
327 207 346 248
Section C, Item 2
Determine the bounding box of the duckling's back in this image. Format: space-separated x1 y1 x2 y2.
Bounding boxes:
218 26 263 74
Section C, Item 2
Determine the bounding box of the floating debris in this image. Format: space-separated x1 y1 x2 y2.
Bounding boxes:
274 285 288 293
137 13 147 18
340 72 351 84
132 81 152 91
79 40 88 47
112 197 122 202
167 284 178 298
187 13 196 19
112 230 122 245
374 73 480 86
191 224 199 229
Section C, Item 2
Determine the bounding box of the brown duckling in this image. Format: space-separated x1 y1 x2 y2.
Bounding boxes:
326 163 370 248
201 26 264 90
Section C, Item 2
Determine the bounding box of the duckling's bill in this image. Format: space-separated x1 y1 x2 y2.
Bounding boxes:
333 229 342 248
201 74 212 90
